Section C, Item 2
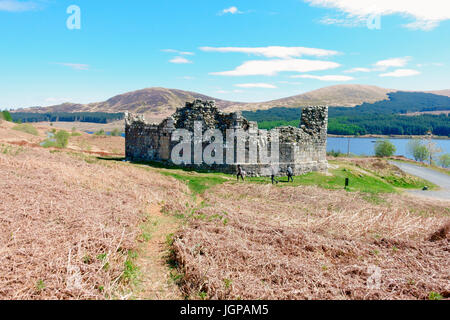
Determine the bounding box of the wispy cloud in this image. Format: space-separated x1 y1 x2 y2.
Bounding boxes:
219 6 242 15
169 56 192 64
161 49 194 56
234 83 277 89
200 46 339 59
304 0 450 30
344 67 372 73
379 69 421 77
55 63 89 70
319 15 365 27
345 57 412 74
416 62 444 68
278 81 303 85
210 59 340 76
291 74 354 81
375 57 411 69
0 0 37 12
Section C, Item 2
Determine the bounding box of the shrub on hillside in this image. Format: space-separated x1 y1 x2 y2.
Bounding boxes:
94 129 106 136
374 140 396 157
41 130 70 148
327 149 345 157
55 130 70 148
71 127 82 136
12 123 39 136
1 110 13 122
110 128 122 136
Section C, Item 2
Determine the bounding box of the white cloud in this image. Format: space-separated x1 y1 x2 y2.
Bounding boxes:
220 6 242 15
55 63 89 70
162 49 194 55
234 83 277 89
343 57 413 74
319 15 365 27
344 67 372 73
375 57 411 69
292 74 354 81
200 46 339 59
0 0 36 12
417 62 444 67
278 81 303 85
379 69 421 77
304 0 450 30
169 56 192 64
210 59 340 76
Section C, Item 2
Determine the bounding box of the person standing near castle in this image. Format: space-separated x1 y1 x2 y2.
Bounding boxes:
270 165 279 185
287 166 294 183
237 165 245 181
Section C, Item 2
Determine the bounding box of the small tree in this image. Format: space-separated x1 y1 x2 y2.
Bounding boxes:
426 141 442 165
407 139 429 162
374 140 396 157
110 128 121 136
1 110 13 122
55 130 70 148
95 129 105 136
439 154 450 168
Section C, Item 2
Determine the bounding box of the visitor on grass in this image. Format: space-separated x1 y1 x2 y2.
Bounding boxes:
287 166 294 182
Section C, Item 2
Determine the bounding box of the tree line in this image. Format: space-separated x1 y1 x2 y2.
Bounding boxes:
8 112 124 124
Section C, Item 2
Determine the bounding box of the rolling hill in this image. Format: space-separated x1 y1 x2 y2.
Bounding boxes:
428 89 450 97
12 85 450 121
15 88 240 119
243 84 394 110
14 85 396 118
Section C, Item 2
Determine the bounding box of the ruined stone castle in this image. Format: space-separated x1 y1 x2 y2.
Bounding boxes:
125 99 328 177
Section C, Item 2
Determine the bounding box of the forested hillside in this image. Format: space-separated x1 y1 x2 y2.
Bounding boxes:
243 92 450 136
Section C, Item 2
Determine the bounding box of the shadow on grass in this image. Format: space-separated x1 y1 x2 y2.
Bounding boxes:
97 157 228 175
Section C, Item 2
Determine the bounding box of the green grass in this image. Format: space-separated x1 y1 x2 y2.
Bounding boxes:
247 167 397 193
159 171 229 195
146 163 400 195
379 174 435 189
116 158 434 196
12 123 39 136
121 250 140 285
1 144 24 156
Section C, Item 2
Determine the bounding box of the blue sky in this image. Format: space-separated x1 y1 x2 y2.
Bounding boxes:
1 0 450 108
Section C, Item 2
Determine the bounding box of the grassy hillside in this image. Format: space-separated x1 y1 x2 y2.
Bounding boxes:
243 84 393 110
0 122 448 300
13 88 240 119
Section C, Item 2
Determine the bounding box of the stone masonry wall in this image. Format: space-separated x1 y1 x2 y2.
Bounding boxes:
125 100 328 177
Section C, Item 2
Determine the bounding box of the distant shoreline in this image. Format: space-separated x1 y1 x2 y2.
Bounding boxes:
30 121 450 140
328 134 450 140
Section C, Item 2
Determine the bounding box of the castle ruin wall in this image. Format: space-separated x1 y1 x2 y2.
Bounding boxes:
125 100 328 177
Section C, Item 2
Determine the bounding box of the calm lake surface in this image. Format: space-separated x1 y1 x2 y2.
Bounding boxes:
327 137 450 159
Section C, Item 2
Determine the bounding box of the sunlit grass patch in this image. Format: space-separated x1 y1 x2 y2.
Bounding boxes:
12 123 39 136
